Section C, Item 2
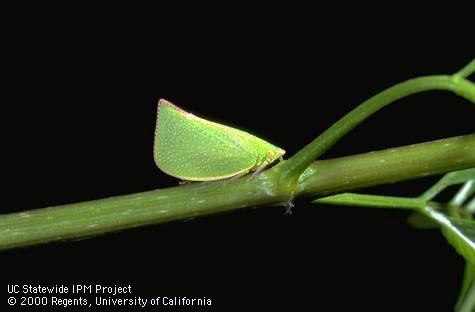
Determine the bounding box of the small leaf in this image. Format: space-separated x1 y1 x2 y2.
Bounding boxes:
421 206 475 264
456 263 475 310
468 198 475 213
444 218 475 263
407 213 439 229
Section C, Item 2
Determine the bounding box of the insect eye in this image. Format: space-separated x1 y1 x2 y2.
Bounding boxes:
267 151 275 158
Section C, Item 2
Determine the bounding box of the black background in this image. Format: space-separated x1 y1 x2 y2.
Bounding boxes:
1 22 474 311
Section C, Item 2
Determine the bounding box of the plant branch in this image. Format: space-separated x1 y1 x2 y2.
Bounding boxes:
298 134 475 195
315 193 425 210
457 263 475 312
457 272 475 312
1 134 474 250
278 68 475 187
456 58 475 79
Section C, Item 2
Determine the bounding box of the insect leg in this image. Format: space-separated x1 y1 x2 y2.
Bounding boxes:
223 170 250 185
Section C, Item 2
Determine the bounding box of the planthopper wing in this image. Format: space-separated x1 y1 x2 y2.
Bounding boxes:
154 99 258 181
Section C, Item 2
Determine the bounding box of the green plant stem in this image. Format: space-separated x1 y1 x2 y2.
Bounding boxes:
315 193 425 210
279 74 475 187
457 279 475 312
456 59 475 78
457 263 475 312
1 134 474 250
298 134 475 195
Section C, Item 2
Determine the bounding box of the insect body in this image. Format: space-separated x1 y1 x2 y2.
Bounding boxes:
154 99 285 181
